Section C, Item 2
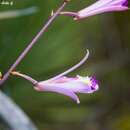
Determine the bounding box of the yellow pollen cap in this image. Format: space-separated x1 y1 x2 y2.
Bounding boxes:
83 78 91 85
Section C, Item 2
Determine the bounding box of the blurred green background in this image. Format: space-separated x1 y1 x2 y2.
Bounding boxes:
0 0 130 130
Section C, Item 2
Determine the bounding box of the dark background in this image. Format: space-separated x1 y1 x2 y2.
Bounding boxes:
0 0 130 130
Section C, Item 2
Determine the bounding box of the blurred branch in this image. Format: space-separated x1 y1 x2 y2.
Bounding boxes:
0 7 38 20
0 90 37 130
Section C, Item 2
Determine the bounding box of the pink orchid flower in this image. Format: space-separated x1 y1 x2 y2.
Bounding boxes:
11 50 99 104
61 0 129 20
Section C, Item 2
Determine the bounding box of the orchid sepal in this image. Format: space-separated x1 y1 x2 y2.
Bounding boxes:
60 0 129 20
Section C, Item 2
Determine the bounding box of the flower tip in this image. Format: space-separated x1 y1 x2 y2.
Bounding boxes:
86 49 89 56
77 99 80 104
34 86 41 91
51 10 54 16
122 6 129 11
0 72 2 80
73 17 78 21
73 16 80 21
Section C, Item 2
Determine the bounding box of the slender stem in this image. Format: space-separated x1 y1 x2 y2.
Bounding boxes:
0 1 68 86
46 49 89 82
11 71 38 86
60 11 78 17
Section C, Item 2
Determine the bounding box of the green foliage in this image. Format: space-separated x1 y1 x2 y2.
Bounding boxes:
0 0 130 130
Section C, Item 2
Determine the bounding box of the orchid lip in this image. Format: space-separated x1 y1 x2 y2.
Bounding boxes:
122 0 128 6
37 75 99 103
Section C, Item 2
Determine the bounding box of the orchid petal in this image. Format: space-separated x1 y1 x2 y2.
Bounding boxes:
60 0 128 20
77 0 128 19
35 84 80 104
36 75 99 103
78 5 128 19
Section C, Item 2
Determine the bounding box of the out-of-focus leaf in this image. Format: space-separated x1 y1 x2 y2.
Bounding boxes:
0 6 38 20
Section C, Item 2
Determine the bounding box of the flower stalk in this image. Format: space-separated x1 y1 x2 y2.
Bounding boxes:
0 0 69 86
